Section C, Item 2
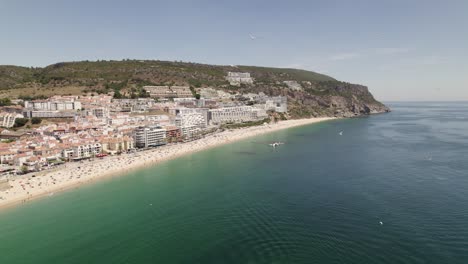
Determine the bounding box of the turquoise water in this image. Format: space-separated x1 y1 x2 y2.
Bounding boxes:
1 102 468 263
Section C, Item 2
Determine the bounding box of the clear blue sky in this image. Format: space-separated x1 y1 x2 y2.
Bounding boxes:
1 0 467 101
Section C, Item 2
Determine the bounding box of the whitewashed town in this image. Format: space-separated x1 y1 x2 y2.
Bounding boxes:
0 72 289 180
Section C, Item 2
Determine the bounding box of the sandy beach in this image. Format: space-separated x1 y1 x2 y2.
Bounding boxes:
0 117 334 210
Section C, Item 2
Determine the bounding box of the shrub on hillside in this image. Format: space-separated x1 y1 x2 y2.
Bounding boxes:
31 117 42 125
14 118 29 127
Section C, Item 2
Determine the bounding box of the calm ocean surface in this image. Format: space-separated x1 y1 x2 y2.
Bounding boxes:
0 102 467 263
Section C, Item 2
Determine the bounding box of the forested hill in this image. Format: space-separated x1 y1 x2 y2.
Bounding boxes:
0 60 389 118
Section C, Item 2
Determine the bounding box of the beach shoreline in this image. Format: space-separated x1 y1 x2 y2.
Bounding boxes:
0 117 334 211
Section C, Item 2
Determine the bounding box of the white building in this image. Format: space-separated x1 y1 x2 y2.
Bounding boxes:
179 125 201 140
61 148 74 159
91 108 109 119
144 86 193 98
23 110 76 118
174 98 196 104
175 112 206 128
0 113 24 128
134 126 167 148
25 100 82 111
144 115 171 125
170 108 209 127
208 106 268 125
81 107 109 119
62 143 102 160
144 86 172 98
111 98 155 112
226 72 254 86
264 96 287 113
0 151 15 164
171 86 193 98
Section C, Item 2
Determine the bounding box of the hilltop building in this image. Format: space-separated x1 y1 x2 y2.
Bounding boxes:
144 86 193 98
226 72 254 86
23 97 82 118
23 110 76 118
24 99 82 111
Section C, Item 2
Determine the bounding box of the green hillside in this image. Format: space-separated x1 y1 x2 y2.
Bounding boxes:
0 60 335 91
0 59 389 118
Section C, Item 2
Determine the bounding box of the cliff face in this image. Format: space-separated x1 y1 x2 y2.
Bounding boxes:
286 91 390 118
231 81 390 118
0 60 389 118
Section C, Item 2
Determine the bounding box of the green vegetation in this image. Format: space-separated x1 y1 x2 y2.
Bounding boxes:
31 117 42 125
237 65 335 83
18 95 48 101
0 59 387 118
14 118 29 127
0 60 335 93
0 98 11 106
0 66 38 90
139 88 150 98
189 86 201 99
113 90 124 99
20 165 28 174
221 118 270 129
188 79 202 88
278 112 287 121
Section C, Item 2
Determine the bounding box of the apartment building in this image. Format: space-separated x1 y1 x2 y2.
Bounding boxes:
179 125 201 141
170 108 209 127
91 108 109 118
226 72 254 86
171 86 193 98
165 126 182 143
111 99 155 112
101 136 134 154
134 126 167 148
144 86 193 98
144 86 172 98
175 113 205 131
24 99 82 111
23 110 76 118
0 151 15 164
61 143 102 160
208 106 268 125
0 113 24 128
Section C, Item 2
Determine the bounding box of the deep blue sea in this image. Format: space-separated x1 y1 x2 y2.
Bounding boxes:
0 102 467 263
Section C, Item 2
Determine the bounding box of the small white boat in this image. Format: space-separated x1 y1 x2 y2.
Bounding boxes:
269 142 284 147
